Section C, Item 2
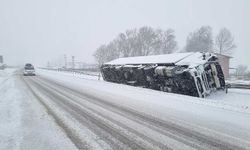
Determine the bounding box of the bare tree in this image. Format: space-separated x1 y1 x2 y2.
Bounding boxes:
93 45 107 66
135 26 157 56
125 29 139 57
215 28 236 55
246 71 250 79
94 41 120 66
117 29 138 57
93 26 178 65
116 33 128 57
185 26 213 53
236 65 248 77
155 29 177 54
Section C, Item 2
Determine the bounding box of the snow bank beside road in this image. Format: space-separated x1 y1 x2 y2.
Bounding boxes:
0 68 16 81
208 89 250 110
40 69 102 81
0 69 24 149
0 77 23 150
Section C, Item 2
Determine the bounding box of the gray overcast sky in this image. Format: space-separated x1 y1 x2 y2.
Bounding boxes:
0 0 249 68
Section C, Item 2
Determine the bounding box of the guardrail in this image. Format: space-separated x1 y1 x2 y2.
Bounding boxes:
228 84 250 89
226 80 250 90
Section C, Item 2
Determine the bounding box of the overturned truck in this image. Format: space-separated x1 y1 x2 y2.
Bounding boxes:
101 52 225 97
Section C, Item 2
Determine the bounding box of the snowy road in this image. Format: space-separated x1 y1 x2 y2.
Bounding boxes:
1 69 250 150
0 69 76 150
19 71 250 150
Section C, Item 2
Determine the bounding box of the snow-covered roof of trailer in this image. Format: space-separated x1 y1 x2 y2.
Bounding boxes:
105 52 195 65
176 52 215 67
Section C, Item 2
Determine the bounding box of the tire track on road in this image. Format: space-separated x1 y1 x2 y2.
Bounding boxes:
30 77 171 150
35 75 248 150
22 75 250 150
23 76 157 150
21 76 90 150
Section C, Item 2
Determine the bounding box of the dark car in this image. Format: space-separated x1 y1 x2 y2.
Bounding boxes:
23 63 36 76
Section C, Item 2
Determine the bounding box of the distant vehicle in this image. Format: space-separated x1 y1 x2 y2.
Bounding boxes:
101 52 225 98
0 63 4 70
0 55 4 70
23 63 36 76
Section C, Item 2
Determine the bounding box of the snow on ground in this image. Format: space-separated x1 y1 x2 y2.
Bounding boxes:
0 68 77 150
208 89 250 109
40 69 102 81
0 69 22 150
38 69 250 113
2 68 250 149
37 69 250 142
0 68 15 82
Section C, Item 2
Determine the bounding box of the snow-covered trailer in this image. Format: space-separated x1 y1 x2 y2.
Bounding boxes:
101 52 225 97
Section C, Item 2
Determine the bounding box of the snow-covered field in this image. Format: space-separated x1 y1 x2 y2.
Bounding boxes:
1 68 250 149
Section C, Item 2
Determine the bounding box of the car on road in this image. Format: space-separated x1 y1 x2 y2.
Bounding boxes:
23 63 36 76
